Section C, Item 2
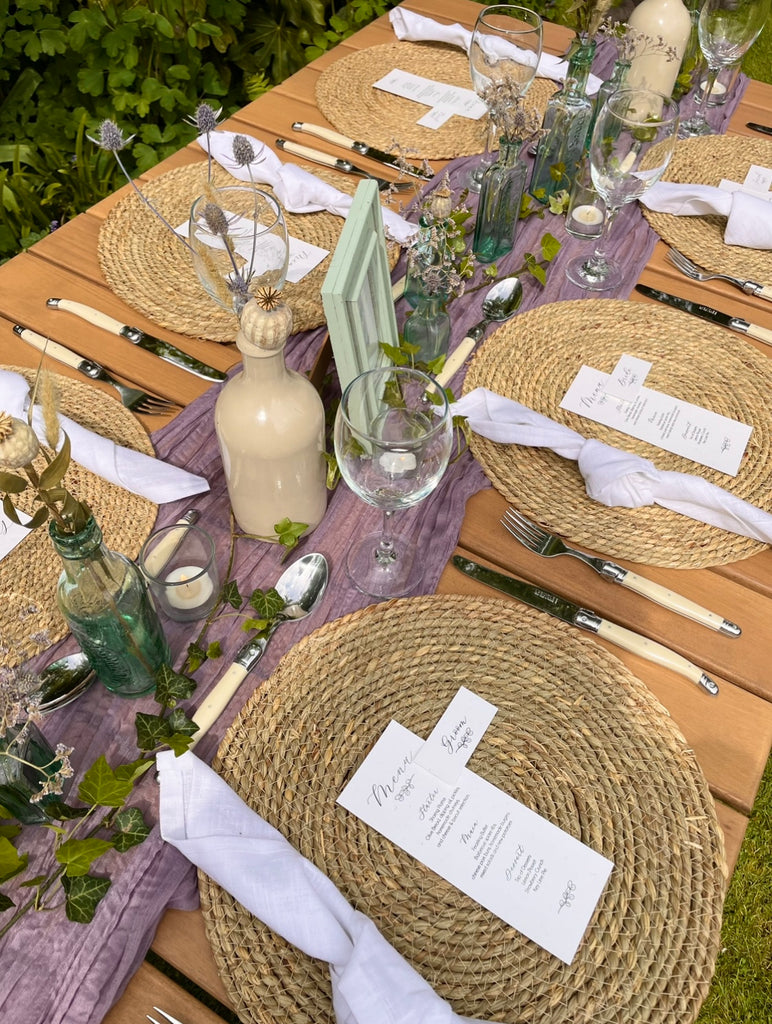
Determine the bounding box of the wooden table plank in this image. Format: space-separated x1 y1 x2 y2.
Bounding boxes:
102 961 230 1024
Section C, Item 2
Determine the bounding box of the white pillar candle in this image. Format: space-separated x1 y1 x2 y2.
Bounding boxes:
571 204 604 226
379 450 417 474
165 564 215 610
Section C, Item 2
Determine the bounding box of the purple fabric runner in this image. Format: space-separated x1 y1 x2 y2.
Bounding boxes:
0 45 748 1023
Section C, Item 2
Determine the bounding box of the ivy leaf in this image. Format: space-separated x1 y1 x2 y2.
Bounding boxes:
242 617 269 633
185 642 207 673
0 836 28 884
111 807 150 852
221 579 242 609
39 799 89 821
56 836 113 877
274 518 307 552
165 732 196 756
135 712 172 752
155 663 196 708
379 341 408 366
0 823 21 839
249 586 285 620
323 451 340 490
0 891 15 912
114 758 154 784
541 232 562 262
78 755 135 807
167 708 198 737
62 873 111 923
206 640 222 660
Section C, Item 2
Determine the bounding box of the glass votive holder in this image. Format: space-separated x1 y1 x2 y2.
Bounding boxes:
565 162 606 240
138 523 220 622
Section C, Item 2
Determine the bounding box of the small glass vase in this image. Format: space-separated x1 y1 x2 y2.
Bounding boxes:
472 136 528 264
0 723 68 824
402 292 451 365
530 37 596 203
50 517 170 698
586 58 631 147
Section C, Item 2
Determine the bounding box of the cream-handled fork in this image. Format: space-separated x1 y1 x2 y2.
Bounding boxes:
501 508 741 636
667 247 772 302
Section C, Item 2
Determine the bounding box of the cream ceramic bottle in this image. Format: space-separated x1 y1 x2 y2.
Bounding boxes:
215 291 327 539
626 0 693 97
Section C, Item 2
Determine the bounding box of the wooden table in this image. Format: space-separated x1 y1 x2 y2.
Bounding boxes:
2 2 772 1021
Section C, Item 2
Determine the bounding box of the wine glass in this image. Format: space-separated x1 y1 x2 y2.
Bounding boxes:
680 0 770 137
565 88 679 292
468 5 543 191
189 185 289 315
334 366 453 598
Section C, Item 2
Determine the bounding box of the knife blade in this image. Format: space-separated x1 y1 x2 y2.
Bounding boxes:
746 122 772 136
292 121 434 180
635 285 772 347
46 299 226 382
452 556 719 695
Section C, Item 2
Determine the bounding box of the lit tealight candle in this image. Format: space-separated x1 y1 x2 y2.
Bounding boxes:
165 564 215 610
571 204 604 226
379 450 417 474
700 78 727 98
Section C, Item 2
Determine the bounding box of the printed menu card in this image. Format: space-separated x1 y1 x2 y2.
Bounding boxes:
338 694 614 964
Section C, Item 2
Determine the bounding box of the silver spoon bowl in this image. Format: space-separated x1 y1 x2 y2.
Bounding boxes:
467 275 523 343
38 651 95 713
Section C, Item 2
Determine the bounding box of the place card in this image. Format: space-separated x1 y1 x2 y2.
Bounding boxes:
603 353 652 402
414 686 497 784
338 718 614 964
0 507 31 562
560 365 752 476
718 166 772 201
372 68 486 128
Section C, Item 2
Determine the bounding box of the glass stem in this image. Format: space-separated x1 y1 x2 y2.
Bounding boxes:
588 203 620 267
695 66 719 123
376 509 398 567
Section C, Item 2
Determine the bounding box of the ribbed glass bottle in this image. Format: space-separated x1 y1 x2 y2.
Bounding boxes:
473 137 528 263
529 38 596 204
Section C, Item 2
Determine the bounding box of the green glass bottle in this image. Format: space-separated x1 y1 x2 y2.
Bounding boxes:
529 38 596 204
50 516 169 697
473 136 528 264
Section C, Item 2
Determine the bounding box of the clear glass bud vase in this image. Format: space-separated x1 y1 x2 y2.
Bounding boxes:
402 292 451 365
50 517 169 697
530 38 596 203
473 136 528 264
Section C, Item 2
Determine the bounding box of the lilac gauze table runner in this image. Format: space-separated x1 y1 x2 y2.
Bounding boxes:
0 48 748 1024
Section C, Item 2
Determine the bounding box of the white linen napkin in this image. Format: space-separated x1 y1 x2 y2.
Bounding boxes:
199 132 418 245
0 369 209 503
389 8 602 96
158 750 484 1024
641 182 772 249
451 388 772 543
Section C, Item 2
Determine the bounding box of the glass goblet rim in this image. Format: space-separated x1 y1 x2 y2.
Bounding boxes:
337 366 451 446
476 5 543 32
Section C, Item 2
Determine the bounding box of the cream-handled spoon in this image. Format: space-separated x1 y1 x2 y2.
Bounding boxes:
435 276 522 388
189 552 329 746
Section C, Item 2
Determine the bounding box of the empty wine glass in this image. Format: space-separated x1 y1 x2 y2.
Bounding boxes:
189 185 289 315
680 0 769 137
334 366 453 598
468 5 543 191
566 88 679 292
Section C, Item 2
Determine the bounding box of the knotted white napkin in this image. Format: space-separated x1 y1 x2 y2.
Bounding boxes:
389 8 602 95
158 750 483 1024
199 132 418 245
641 181 772 249
451 388 772 543
0 369 209 503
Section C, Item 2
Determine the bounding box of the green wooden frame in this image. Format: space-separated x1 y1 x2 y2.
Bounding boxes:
321 179 399 397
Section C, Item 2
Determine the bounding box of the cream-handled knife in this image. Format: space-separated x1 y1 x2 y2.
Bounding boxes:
291 121 433 180
453 556 720 695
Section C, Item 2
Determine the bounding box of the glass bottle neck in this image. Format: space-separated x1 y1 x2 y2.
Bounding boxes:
564 38 596 96
497 137 523 165
49 516 105 561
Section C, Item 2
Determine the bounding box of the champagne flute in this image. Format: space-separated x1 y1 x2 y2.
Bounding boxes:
334 366 453 598
565 88 679 292
468 5 543 191
189 185 289 315
680 0 769 137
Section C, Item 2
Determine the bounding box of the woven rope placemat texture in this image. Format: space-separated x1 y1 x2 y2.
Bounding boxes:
316 41 556 159
463 298 772 568
1 367 157 665
642 135 772 282
199 594 725 1024
99 162 398 341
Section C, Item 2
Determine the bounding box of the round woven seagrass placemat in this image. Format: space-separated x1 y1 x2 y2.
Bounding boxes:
642 135 772 282
316 42 556 159
1 367 157 665
99 162 398 341
463 299 772 568
199 594 726 1024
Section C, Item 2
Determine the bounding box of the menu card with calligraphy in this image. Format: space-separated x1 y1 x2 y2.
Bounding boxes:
338 707 613 964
